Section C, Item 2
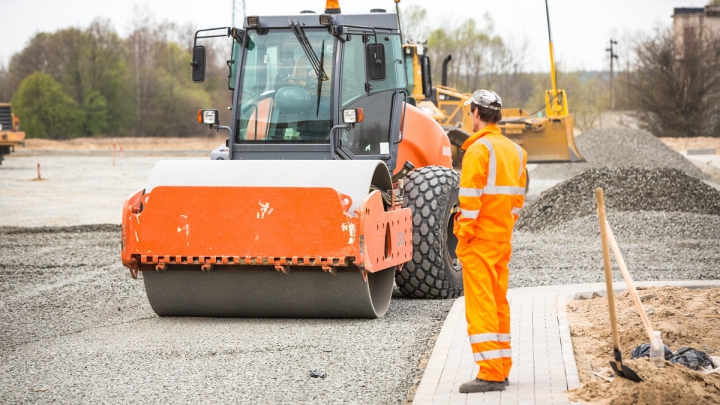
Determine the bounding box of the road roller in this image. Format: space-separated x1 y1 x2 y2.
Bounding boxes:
121 1 463 318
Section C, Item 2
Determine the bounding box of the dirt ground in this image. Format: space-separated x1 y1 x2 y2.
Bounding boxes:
22 136 226 151
660 137 720 153
567 286 720 404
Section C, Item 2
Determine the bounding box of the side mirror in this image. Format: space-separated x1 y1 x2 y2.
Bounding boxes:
191 46 206 83
366 43 386 81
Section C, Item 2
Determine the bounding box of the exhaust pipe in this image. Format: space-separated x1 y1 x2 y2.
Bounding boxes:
441 55 452 86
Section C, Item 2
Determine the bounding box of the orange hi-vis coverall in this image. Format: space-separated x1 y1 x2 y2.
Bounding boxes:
453 123 527 382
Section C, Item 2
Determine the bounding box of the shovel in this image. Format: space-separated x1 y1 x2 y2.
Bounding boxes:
605 222 655 343
596 188 642 382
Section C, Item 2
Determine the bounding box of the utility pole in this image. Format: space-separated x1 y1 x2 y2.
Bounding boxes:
606 39 618 110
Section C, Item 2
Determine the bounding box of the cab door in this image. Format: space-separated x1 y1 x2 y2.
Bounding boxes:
336 33 407 172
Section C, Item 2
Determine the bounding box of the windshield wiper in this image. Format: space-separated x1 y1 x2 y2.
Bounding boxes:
288 20 328 82
316 40 325 117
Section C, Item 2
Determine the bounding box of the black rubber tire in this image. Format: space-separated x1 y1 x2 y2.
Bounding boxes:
396 166 463 299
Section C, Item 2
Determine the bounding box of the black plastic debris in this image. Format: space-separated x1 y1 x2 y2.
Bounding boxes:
670 347 715 371
309 369 327 378
631 343 673 360
630 344 716 371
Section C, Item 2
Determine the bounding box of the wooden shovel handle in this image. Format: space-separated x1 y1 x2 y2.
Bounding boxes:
596 189 622 354
605 223 655 342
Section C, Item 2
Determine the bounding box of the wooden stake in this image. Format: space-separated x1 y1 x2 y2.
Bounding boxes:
112 143 116 166
37 163 41 180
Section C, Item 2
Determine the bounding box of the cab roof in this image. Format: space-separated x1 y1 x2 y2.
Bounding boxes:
243 13 399 32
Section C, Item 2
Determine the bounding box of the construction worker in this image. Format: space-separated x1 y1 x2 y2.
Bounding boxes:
454 90 527 393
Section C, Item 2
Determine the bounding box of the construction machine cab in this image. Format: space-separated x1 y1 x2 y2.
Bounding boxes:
195 13 409 172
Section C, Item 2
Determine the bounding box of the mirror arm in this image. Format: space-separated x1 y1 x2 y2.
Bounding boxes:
210 124 233 137
329 124 353 160
394 90 408 144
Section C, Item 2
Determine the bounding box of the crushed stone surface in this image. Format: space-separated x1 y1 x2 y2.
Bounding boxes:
0 225 452 405
517 167 720 231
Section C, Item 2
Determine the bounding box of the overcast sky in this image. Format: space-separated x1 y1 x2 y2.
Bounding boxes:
0 0 713 72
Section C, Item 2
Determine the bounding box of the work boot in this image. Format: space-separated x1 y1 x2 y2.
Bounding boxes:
459 378 506 393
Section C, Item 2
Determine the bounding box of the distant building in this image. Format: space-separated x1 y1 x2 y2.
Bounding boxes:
673 6 720 53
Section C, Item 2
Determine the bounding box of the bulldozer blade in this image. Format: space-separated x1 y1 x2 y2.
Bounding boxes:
500 112 585 163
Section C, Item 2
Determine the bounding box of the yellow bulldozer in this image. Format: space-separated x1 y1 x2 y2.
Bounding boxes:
401 0 584 167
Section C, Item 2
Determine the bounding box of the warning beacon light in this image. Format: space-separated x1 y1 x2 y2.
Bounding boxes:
325 0 341 14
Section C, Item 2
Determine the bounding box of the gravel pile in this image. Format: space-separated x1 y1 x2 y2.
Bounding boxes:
530 128 706 181
0 225 452 405
548 211 720 240
517 167 720 231
509 212 720 288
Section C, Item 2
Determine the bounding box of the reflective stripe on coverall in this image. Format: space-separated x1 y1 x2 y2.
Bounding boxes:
453 123 527 382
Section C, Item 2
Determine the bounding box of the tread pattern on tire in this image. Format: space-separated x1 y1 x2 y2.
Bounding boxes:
396 166 462 299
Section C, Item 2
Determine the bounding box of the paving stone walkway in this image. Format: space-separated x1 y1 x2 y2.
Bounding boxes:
413 280 720 405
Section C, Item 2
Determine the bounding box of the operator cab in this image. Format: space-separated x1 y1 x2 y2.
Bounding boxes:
192 8 408 172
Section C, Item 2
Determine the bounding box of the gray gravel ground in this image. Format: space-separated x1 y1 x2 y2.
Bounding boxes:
512 128 720 288
510 211 720 288
0 226 452 404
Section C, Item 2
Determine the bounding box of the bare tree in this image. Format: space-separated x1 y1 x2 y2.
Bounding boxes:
629 28 720 137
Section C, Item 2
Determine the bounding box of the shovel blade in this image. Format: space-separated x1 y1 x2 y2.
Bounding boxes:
609 360 642 382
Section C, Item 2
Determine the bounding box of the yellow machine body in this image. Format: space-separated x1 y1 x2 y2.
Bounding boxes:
0 103 26 165
403 27 585 165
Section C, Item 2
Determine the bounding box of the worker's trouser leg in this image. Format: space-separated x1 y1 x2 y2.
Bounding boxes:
456 239 512 382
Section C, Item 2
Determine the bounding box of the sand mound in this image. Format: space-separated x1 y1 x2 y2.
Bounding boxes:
567 286 720 404
516 167 720 231
569 358 720 404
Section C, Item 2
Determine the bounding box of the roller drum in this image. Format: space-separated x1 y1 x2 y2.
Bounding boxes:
143 266 395 318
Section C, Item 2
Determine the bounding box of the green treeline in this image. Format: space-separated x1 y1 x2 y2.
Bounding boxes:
1 7 718 138
0 17 228 139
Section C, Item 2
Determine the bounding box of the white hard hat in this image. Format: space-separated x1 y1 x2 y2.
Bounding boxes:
464 89 502 111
